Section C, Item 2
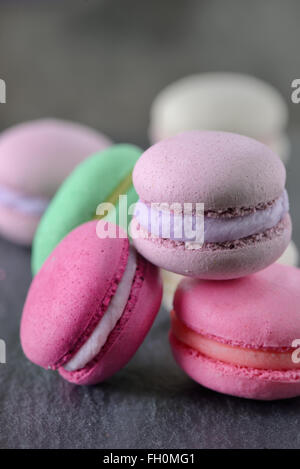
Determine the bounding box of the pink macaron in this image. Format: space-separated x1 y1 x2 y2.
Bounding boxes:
21 220 162 385
170 263 300 400
0 119 111 245
132 130 291 279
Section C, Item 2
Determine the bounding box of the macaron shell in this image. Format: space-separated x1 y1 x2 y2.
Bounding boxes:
32 144 142 275
174 260 300 350
134 131 286 210
59 256 162 385
132 213 291 279
0 119 111 198
170 334 300 400
21 221 129 369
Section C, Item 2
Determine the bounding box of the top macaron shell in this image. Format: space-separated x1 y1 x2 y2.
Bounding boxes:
174 263 300 349
21 221 162 384
149 73 288 143
32 143 142 275
0 119 112 199
133 130 286 210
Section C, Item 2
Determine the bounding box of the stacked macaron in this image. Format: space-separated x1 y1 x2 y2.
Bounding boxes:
17 79 300 400
130 129 300 400
149 72 298 310
132 131 291 280
170 264 300 400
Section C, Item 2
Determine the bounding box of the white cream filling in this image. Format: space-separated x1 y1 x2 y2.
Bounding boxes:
64 248 137 372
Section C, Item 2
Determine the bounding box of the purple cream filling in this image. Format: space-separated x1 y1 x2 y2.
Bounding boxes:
0 183 49 216
133 191 289 244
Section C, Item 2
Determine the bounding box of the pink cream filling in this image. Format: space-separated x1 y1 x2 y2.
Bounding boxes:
171 311 300 370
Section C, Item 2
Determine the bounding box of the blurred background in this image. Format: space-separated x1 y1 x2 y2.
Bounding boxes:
1 0 299 233
0 0 299 142
1 0 300 449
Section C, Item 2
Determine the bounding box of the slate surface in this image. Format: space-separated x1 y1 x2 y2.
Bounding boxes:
1 0 300 449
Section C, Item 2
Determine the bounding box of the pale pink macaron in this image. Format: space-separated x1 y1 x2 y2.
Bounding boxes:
170 263 300 400
132 130 291 279
21 220 162 385
0 119 111 245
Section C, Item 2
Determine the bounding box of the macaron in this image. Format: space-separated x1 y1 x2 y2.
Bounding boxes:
149 73 289 162
32 143 142 275
0 119 111 245
161 240 299 310
132 131 291 279
21 220 162 385
170 263 300 400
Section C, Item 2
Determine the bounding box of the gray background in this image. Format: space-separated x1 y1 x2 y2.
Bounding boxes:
0 0 300 449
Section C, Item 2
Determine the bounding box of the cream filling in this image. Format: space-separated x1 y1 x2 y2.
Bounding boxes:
172 311 300 370
64 248 137 372
0 183 49 215
134 191 289 248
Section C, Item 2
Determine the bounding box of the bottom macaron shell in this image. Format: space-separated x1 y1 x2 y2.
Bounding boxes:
0 205 40 245
59 257 162 385
133 214 291 279
170 334 300 400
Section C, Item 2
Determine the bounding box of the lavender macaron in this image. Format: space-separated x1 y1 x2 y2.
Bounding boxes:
132 131 291 279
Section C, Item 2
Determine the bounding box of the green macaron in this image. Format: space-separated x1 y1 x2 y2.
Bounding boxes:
32 143 142 275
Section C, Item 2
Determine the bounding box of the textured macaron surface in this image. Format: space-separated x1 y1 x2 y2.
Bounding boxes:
174 263 300 349
0 119 111 198
32 143 142 274
133 131 286 210
21 221 129 370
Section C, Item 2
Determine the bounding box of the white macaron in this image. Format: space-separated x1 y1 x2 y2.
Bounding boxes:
149 73 289 162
